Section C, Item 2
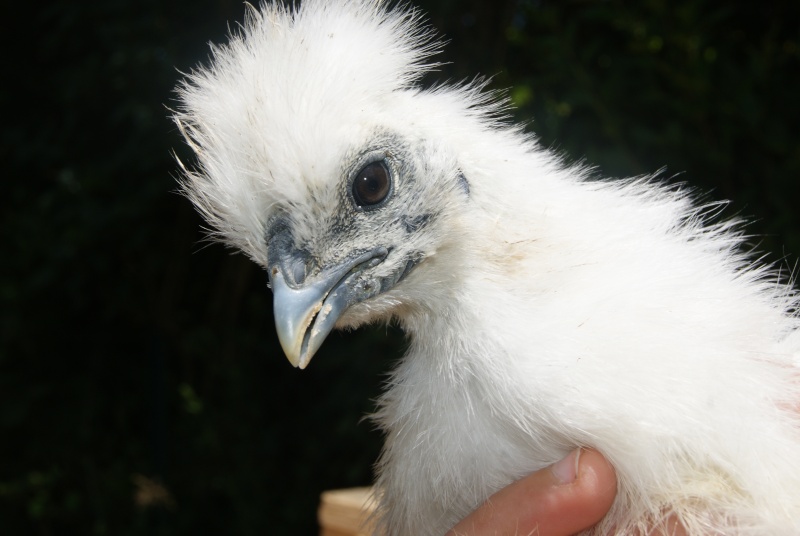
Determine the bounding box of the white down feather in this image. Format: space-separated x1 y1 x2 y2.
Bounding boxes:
174 1 800 534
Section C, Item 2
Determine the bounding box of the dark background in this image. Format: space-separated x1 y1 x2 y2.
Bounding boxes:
3 0 799 534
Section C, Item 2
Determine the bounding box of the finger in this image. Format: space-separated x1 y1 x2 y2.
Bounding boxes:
446 448 617 536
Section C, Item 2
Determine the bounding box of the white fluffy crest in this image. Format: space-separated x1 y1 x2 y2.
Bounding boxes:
175 1 800 534
174 0 441 264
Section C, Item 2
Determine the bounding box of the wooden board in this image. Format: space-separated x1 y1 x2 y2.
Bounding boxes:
318 487 378 536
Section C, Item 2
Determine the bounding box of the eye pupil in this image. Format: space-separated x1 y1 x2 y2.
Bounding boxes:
352 161 391 207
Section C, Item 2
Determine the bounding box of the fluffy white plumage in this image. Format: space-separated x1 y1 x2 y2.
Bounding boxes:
174 1 800 534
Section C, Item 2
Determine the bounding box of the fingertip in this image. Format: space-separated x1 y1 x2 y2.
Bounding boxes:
572 448 618 522
446 449 618 536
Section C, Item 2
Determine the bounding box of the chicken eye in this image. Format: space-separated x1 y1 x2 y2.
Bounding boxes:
352 161 391 208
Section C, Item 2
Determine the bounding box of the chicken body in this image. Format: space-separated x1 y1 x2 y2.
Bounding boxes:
174 0 800 533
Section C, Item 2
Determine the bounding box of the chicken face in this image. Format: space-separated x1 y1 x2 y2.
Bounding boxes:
264 131 466 368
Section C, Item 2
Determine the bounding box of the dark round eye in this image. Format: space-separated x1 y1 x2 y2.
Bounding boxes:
352 161 391 208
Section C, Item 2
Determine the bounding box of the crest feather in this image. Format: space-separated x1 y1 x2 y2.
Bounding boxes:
173 0 441 263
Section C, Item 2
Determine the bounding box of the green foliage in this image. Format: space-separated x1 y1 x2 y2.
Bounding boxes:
3 0 798 534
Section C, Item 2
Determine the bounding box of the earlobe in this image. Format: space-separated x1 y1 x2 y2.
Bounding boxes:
456 171 470 197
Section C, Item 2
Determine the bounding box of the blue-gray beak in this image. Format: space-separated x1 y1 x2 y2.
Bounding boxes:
268 248 388 369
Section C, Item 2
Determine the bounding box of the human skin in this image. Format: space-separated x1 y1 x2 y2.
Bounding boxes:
447 449 687 536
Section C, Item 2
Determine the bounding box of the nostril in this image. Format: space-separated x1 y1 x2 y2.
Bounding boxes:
290 257 307 285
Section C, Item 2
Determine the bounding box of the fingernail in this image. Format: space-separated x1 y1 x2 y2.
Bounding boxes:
551 448 581 484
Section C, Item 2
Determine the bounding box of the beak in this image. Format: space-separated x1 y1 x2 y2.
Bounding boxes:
269 248 387 369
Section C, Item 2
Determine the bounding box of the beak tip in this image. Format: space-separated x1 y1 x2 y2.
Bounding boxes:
278 337 313 370
279 341 304 369
294 346 314 370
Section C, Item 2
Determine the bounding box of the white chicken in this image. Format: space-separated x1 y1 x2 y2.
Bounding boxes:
173 0 800 534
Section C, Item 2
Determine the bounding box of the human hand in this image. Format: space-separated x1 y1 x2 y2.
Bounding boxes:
447 448 674 536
